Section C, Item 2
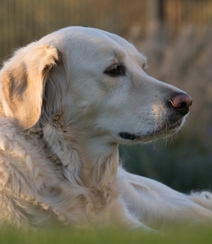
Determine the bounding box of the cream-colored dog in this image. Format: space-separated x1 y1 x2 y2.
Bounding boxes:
0 26 211 230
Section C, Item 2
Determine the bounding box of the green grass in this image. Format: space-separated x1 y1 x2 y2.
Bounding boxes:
1 226 212 244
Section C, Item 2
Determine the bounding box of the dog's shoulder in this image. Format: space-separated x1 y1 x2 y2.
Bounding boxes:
0 118 58 191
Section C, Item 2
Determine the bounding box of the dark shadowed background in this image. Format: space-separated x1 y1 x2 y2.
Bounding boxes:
1 0 212 193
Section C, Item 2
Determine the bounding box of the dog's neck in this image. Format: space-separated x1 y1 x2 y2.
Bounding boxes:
35 123 120 190
79 138 119 189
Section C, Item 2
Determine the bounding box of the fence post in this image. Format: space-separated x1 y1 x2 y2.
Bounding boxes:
147 0 165 32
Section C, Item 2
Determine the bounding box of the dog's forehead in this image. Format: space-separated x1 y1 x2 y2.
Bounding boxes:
40 27 146 63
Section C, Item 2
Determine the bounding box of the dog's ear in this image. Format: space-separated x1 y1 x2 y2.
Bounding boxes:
0 42 59 129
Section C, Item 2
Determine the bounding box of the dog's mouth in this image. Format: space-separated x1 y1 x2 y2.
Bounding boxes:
119 117 185 142
119 132 140 141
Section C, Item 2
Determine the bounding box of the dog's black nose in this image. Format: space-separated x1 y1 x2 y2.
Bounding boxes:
169 93 192 115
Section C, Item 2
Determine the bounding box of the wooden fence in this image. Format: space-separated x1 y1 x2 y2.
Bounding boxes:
0 0 212 59
0 0 212 61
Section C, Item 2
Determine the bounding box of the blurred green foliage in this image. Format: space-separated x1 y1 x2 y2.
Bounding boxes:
120 137 212 193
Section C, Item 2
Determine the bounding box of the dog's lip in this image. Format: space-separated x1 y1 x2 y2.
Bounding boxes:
118 117 184 141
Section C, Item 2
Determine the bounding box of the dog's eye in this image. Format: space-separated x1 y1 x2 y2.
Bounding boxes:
104 64 125 77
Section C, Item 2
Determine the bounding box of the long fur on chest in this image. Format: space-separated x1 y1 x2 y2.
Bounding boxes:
0 119 119 228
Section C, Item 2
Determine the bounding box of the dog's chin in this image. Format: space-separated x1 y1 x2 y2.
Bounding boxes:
118 117 185 144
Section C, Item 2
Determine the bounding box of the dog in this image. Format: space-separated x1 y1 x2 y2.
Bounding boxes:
0 26 211 230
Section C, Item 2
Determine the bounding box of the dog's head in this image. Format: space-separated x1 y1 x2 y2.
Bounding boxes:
0 27 192 145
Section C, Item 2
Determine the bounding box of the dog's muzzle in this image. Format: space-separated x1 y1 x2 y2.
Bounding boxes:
119 92 192 141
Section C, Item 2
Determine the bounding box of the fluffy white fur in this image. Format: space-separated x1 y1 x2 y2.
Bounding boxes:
0 26 211 230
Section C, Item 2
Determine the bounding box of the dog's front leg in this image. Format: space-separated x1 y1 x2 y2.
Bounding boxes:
99 196 152 231
118 168 212 227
